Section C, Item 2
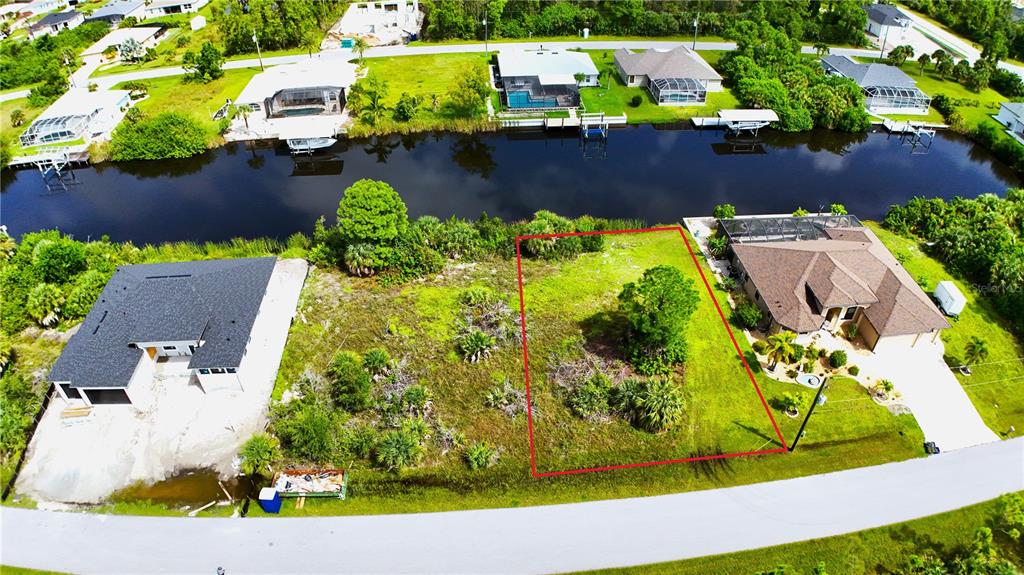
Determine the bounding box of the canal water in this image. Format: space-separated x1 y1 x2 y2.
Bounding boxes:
1 125 1019 244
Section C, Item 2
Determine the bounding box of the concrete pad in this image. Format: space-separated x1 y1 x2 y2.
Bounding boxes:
15 259 308 504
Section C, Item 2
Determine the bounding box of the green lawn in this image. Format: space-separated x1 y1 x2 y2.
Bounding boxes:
354 52 495 135
868 222 1024 439
0 97 46 156
583 494 1023 574
248 228 923 517
409 35 726 46
113 67 260 142
578 49 739 123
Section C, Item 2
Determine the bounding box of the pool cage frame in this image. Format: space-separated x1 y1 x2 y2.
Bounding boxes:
648 77 707 105
19 115 90 147
503 76 581 110
717 214 864 245
863 85 931 112
264 86 345 119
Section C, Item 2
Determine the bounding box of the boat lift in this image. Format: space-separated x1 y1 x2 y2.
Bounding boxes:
579 112 611 160
692 109 780 135
32 147 79 192
882 118 935 152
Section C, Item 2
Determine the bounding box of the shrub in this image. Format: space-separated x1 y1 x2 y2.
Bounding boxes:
343 243 382 276
789 343 805 364
792 207 809 217
457 328 496 362
337 179 409 244
619 265 700 375
238 432 281 477
362 348 391 376
392 92 422 122
566 372 612 419
629 94 643 107
26 283 62 326
844 322 859 340
574 215 605 252
778 392 800 414
848 365 860 376
402 384 431 414
828 349 848 369
733 301 763 329
33 238 86 283
631 378 685 432
110 112 207 161
752 340 768 354
717 276 737 292
62 269 108 320
713 203 737 219
522 210 579 259
383 229 444 283
430 217 480 259
9 109 24 127
327 351 372 411
707 235 729 258
460 285 499 307
275 400 341 463
373 429 422 471
343 423 378 459
400 416 430 442
464 441 499 470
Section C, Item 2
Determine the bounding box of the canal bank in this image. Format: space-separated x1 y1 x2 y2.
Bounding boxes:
1 125 1019 244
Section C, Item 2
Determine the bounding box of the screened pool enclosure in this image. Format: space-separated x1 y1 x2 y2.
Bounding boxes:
19 115 90 147
718 215 864 244
863 85 931 113
649 77 707 105
503 77 580 109
264 86 345 118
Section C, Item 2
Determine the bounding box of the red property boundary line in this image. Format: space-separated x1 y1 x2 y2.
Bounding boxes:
515 225 789 478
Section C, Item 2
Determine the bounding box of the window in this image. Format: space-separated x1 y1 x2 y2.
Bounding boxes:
198 369 210 375
163 345 176 350
226 368 237 374
211 368 226 374
842 307 858 320
754 290 760 302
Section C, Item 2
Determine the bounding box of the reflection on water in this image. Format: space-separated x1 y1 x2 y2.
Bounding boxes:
111 469 251 507
1 125 1018 244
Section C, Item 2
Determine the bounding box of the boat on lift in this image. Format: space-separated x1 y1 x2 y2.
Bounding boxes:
286 137 336 154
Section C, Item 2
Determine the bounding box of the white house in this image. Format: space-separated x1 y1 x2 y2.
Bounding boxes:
864 3 912 51
85 0 148 24
49 258 279 406
336 0 422 45
18 88 131 148
22 0 68 17
28 9 83 38
80 27 164 66
995 102 1024 145
497 49 599 110
614 46 722 106
143 0 208 17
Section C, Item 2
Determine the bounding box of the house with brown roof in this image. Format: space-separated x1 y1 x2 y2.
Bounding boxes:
724 219 949 353
613 46 722 106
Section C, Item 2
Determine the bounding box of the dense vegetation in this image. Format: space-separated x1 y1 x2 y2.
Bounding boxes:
0 21 109 90
883 191 1024 334
420 0 867 46
904 0 1024 62
109 111 209 161
720 17 871 132
215 0 343 56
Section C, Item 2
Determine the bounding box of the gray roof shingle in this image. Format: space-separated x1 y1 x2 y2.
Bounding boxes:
87 0 144 19
865 3 908 26
50 257 276 389
614 46 722 83
821 55 918 89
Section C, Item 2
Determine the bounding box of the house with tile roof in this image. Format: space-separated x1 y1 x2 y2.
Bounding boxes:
613 46 722 105
821 54 931 115
722 217 949 353
49 257 278 406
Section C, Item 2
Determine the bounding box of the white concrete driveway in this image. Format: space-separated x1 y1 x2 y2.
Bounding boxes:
847 337 998 451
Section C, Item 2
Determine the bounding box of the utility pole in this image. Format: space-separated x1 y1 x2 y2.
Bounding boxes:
64 52 76 88
252 30 264 71
692 14 699 50
788 379 829 452
482 18 488 54
879 25 890 59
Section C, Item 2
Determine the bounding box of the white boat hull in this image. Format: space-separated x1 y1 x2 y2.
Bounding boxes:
287 137 337 153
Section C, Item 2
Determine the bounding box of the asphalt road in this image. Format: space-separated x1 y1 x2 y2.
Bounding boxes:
3 437 1022 574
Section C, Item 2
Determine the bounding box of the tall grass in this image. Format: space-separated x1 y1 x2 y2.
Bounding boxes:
137 234 310 263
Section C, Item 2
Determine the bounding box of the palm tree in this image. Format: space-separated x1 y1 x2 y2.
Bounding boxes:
765 331 797 370
813 42 829 56
352 37 369 64
964 336 990 366
301 30 320 58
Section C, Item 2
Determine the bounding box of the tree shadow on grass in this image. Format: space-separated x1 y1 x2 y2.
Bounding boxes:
579 309 628 360
733 420 785 449
685 446 737 482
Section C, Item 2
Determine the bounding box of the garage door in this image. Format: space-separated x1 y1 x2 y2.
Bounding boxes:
83 389 132 405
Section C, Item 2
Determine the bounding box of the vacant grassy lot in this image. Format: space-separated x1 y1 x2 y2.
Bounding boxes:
579 49 739 122
0 97 45 156
868 222 1023 439
113 67 260 143
253 228 923 517
585 493 1023 574
409 35 726 46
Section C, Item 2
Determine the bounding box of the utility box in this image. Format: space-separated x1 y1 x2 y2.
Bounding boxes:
934 280 966 317
258 487 282 514
582 27 590 39
190 16 206 31
341 38 354 48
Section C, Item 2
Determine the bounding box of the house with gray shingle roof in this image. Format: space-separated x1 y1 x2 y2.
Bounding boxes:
85 0 147 24
864 3 911 49
821 54 931 115
28 9 83 38
614 46 722 106
49 257 277 406
722 218 948 353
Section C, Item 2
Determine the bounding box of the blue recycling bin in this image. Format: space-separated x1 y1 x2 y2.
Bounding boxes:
258 487 282 514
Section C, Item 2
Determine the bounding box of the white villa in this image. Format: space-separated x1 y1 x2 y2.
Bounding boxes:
143 0 208 17
18 89 131 148
80 27 165 66
336 0 423 45
864 3 912 51
497 49 599 110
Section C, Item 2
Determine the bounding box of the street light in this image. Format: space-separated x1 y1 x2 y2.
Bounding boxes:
482 18 488 54
692 15 699 50
252 30 265 71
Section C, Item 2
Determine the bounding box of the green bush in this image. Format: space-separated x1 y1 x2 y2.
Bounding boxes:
567 372 612 419
362 348 391 376
32 238 86 283
464 441 499 470
457 328 496 363
327 351 372 411
630 378 685 432
343 423 378 459
110 112 208 161
789 343 805 364
62 269 108 320
522 210 580 259
26 283 63 326
429 217 481 259
373 429 422 471
713 204 736 219
848 365 860 376
707 235 729 258
402 384 431 413
238 432 281 477
828 349 848 369
619 265 700 375
629 94 643 107
274 400 341 464
337 179 409 244
752 339 767 354
733 301 763 329
382 228 444 283
460 285 499 307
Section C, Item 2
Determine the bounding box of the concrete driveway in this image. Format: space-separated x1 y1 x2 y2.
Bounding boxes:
837 335 998 451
